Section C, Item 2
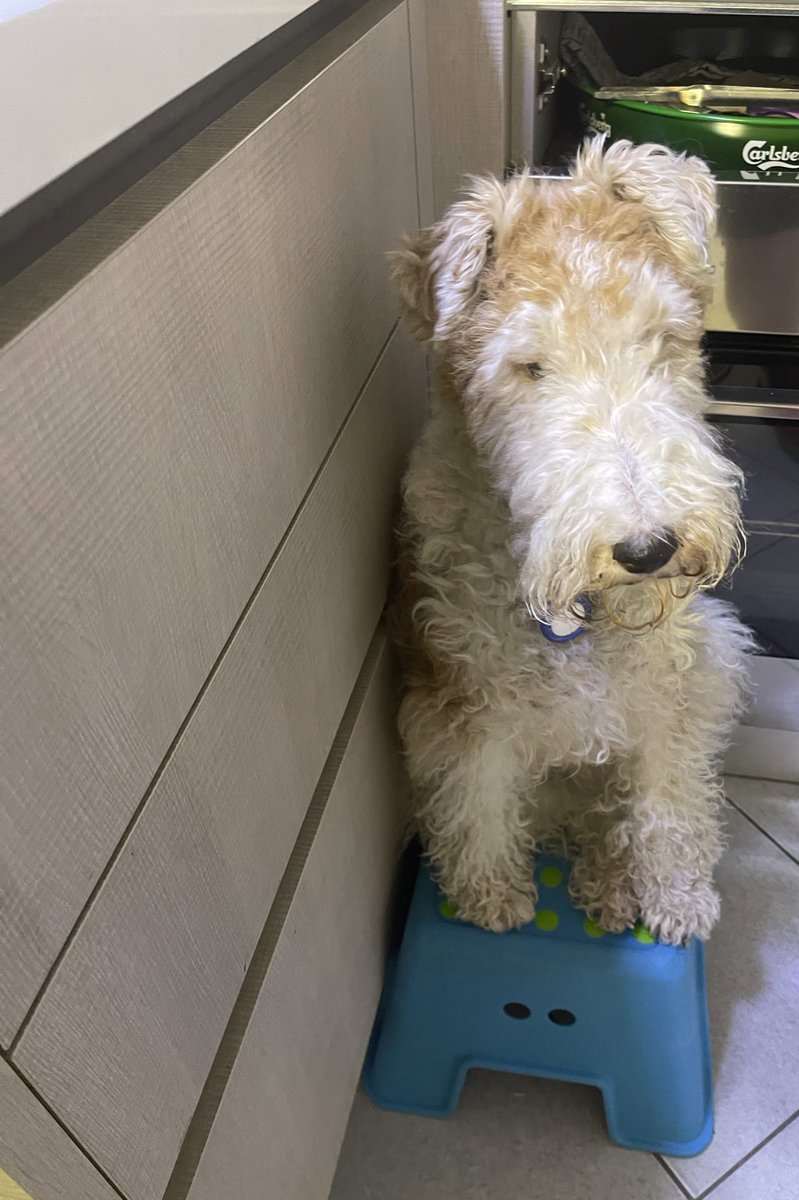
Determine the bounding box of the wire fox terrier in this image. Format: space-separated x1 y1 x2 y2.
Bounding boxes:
391 139 753 945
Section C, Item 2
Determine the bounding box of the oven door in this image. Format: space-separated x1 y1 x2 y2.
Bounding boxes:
706 334 799 659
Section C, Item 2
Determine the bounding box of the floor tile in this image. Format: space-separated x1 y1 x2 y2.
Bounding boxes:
665 807 799 1196
705 1114 799 1200
738 655 799 735
330 1073 684 1200
725 726 799 786
724 776 799 862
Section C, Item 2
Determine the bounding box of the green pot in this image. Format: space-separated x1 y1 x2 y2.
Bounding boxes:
576 85 799 181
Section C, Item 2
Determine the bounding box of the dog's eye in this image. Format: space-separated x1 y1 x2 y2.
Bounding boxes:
525 362 544 380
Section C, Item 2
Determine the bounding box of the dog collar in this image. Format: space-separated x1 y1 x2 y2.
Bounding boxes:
528 595 592 643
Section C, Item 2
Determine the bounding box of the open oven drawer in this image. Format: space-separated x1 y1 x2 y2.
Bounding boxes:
705 182 799 336
508 3 799 337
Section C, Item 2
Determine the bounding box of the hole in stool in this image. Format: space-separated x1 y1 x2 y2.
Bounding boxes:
548 1009 576 1026
503 1002 531 1020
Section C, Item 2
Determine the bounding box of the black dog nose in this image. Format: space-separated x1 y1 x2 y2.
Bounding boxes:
612 530 679 575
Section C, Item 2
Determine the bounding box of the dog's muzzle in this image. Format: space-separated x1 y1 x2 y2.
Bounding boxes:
612 530 679 576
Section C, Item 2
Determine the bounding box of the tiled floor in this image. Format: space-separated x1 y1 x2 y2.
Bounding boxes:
329 777 799 1200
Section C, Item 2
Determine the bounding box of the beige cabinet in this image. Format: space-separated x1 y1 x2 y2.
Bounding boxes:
0 0 416 1050
1 2 504 1198
12 329 423 1200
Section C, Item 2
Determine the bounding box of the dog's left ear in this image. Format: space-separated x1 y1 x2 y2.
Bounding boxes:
389 176 515 345
574 138 716 301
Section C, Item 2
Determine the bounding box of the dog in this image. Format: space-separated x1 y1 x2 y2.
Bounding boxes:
390 138 754 945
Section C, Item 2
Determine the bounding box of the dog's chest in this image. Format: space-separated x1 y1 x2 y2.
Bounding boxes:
512 620 668 767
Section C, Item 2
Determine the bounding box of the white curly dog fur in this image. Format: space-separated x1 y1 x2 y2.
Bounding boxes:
390 139 754 945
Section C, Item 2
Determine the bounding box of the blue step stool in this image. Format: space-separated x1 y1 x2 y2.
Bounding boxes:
364 854 713 1157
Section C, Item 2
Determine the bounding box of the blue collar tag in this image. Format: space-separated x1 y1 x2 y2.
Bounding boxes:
537 596 592 643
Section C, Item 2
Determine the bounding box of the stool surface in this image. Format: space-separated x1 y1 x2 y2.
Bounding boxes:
365 854 714 1157
438 854 660 945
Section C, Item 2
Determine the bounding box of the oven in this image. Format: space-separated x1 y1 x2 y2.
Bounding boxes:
507 1 799 662
706 334 798 660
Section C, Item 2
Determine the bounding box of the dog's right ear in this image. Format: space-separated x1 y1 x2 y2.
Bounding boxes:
389 176 512 346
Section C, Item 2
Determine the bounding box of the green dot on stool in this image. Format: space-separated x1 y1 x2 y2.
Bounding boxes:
439 899 459 919
535 909 559 932
583 918 606 939
633 922 655 944
539 866 564 888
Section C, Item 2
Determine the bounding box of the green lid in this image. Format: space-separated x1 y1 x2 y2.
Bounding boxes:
576 84 799 181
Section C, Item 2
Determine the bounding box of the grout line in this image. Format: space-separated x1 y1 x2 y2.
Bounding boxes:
655 1155 694 1199
161 622 389 1200
8 317 400 1056
695 1109 799 1200
5 1059 126 1200
724 794 799 869
726 769 799 787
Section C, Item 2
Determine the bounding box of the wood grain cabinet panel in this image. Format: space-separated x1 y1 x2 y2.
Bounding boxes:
413 0 505 218
0 1060 118 1200
12 327 425 1200
186 637 402 1200
0 1 416 1044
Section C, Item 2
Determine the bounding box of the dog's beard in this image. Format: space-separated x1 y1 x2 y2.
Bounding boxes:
519 530 743 634
601 578 692 632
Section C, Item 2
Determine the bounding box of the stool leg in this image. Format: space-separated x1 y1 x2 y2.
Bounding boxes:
365 1032 466 1116
602 1059 711 1154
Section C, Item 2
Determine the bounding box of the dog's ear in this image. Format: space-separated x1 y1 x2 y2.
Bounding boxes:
389 176 512 345
573 138 716 301
388 224 443 344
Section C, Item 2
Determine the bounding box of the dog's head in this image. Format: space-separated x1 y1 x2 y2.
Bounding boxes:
392 139 743 625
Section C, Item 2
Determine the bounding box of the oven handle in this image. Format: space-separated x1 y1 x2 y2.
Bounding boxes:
708 390 799 423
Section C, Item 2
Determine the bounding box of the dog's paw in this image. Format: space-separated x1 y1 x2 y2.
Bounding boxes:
454 885 537 933
569 864 638 934
641 881 721 945
579 896 636 935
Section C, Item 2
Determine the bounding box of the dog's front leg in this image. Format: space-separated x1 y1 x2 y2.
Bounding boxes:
412 729 536 933
571 736 724 945
623 732 724 945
